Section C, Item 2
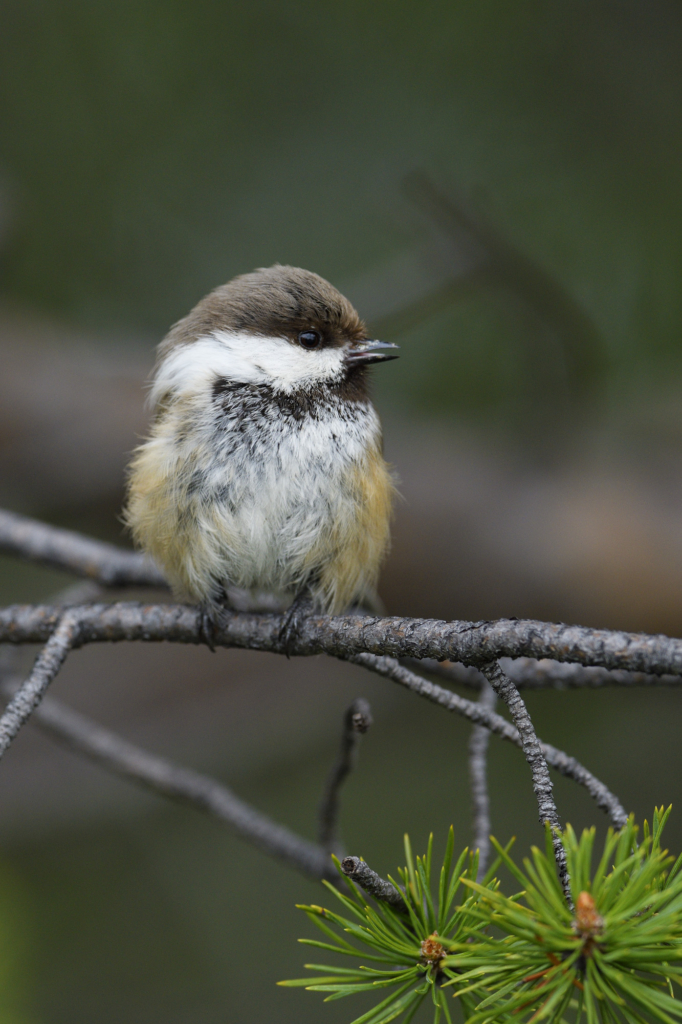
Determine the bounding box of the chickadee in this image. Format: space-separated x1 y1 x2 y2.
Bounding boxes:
125 265 398 644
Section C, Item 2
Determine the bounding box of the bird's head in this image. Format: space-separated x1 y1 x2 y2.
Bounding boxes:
150 265 398 407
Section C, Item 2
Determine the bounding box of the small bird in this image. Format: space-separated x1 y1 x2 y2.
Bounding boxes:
125 265 398 645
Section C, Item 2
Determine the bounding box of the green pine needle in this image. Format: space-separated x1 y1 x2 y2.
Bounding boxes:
281 811 682 1024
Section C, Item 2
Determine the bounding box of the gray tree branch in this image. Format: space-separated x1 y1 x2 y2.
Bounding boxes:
0 510 643 901
478 660 570 904
4 510 682 689
411 656 682 692
349 653 627 830
0 600 638 836
469 680 497 881
0 509 166 588
0 674 335 881
318 698 373 855
3 602 682 678
0 611 80 761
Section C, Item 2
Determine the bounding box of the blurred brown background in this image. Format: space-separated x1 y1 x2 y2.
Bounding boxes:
1 2 682 1021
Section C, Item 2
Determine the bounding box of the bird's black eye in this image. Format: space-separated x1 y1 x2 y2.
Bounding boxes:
298 329 322 350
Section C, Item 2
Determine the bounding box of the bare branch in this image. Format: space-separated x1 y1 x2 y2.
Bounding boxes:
478 660 571 904
0 509 166 588
349 653 628 830
404 658 486 689
54 581 106 606
0 514 647 900
0 574 331 880
504 657 682 690
412 656 682 691
469 680 496 880
538 738 627 827
0 601 638 830
340 856 408 914
0 601 640 829
318 698 373 855
0 676 335 881
3 602 682 679
0 611 80 762
3 511 682 683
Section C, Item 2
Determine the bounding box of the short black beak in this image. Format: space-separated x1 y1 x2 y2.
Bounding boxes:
344 339 400 366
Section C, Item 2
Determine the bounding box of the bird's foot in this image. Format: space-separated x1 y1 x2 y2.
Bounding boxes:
198 604 227 652
278 591 314 657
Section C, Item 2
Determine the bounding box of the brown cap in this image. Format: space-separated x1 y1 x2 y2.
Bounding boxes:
158 265 366 360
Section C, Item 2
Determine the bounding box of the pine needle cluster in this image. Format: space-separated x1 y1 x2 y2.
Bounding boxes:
452 807 682 1024
280 828 501 1023
281 809 682 1024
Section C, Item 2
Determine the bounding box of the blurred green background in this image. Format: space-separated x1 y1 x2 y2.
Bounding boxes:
1 1 682 1021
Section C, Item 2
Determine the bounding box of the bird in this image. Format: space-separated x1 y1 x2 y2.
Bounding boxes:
124 264 398 647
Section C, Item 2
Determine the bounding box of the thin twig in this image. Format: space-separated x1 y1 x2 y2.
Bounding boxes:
478 660 571 905
469 680 497 881
318 698 373 855
0 509 166 588
349 653 627 830
503 658 682 690
3 602 682 679
410 657 682 691
0 676 335 881
0 611 80 762
340 856 408 914
404 658 485 689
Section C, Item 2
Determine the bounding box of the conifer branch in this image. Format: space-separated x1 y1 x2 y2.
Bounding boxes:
340 855 408 914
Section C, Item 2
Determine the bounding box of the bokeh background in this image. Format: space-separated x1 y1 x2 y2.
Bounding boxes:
1 2 682 1021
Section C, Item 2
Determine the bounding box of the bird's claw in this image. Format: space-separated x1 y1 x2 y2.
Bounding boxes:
278 594 313 657
198 607 219 652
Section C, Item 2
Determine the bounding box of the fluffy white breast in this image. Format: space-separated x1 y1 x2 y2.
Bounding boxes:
150 330 346 408
134 326 388 609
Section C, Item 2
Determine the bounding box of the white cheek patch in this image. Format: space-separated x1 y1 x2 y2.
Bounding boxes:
150 330 346 407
